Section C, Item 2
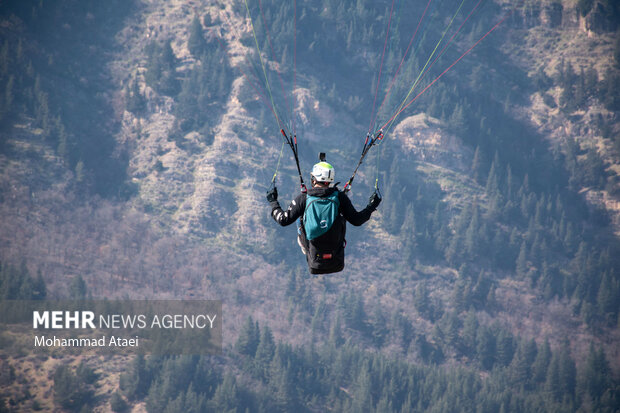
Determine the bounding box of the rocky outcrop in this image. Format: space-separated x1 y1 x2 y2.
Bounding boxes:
512 1 563 29
392 114 473 172
583 1 619 34
541 2 563 28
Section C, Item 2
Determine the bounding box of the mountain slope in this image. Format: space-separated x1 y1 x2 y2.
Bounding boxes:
1 0 619 411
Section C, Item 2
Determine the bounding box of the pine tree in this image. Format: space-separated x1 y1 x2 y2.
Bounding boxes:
444 227 460 263
558 342 576 400
532 340 551 384
579 344 611 402
328 314 344 347
340 291 366 331
485 158 500 196
369 306 388 347
235 316 259 356
476 326 496 370
442 311 461 346
471 145 483 183
70 275 87 299
602 68 620 110
574 67 586 108
452 278 471 313
576 0 594 17
400 208 417 265
510 339 536 389
145 40 179 96
414 283 431 320
110 391 129 413
269 345 297 410
464 203 480 257
533 66 551 90
188 15 207 58
126 79 146 114
53 364 95 411
496 330 515 367
449 103 467 133
119 355 151 400
544 354 561 402
32 270 46 300
254 325 276 376
211 375 240 412
596 272 617 324
351 362 373 413
462 310 478 352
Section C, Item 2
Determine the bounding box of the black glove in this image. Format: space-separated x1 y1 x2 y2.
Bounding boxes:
368 190 382 210
266 187 278 203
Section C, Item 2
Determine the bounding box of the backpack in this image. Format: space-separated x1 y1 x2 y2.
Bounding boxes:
299 191 347 274
303 191 340 240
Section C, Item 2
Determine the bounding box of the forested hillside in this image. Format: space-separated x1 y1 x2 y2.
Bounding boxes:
1 0 619 411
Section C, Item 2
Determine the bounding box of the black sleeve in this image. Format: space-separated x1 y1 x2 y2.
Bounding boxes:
338 191 374 226
270 193 305 226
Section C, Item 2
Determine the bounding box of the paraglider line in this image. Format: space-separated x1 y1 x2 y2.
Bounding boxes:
258 0 292 123
244 0 285 131
372 0 433 130
381 9 513 131
368 0 396 134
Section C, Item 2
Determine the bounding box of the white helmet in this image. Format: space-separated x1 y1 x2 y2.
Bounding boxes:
311 161 335 183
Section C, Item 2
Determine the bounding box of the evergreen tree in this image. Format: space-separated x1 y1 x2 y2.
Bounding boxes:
485 156 500 196
532 340 552 384
32 270 46 300
544 354 562 402
448 103 467 133
53 364 96 411
110 391 129 413
351 362 373 413
269 345 297 410
601 68 620 110
126 78 146 114
119 355 151 401
464 203 480 257
369 306 388 347
515 241 528 279
476 326 496 370
210 374 240 412
558 343 576 400
254 325 276 376
471 145 483 183
596 271 618 325
188 15 207 58
496 330 515 367
69 275 87 299
576 0 594 16
329 314 344 347
452 278 471 313
235 316 260 357
340 291 366 331
145 40 179 96
579 344 611 402
413 283 431 320
510 339 537 389
461 310 478 353
533 66 551 90
400 208 417 265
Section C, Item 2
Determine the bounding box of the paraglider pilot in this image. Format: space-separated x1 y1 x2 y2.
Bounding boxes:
266 154 381 274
